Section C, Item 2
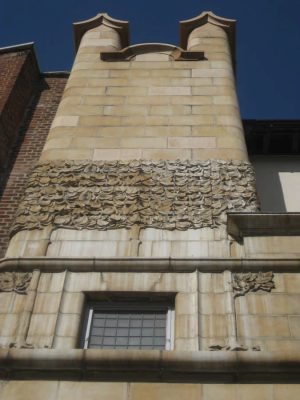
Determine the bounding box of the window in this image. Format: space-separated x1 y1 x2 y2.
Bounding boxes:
81 296 174 350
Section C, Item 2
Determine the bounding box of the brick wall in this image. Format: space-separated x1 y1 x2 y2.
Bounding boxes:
0 49 40 170
0 68 68 257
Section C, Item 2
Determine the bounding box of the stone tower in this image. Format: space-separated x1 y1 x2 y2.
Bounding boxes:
1 11 300 400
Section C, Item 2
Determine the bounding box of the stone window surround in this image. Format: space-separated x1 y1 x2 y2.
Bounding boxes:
81 294 175 350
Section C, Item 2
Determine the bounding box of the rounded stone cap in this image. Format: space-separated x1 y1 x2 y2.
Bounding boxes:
180 11 236 59
73 13 130 52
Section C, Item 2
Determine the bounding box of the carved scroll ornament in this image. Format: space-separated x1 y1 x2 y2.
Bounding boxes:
11 160 258 234
0 272 32 294
233 271 275 298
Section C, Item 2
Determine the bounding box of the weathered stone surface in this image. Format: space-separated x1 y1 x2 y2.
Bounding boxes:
11 159 258 235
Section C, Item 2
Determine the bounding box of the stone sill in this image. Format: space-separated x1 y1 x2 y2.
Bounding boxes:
1 349 300 382
1 257 300 273
227 213 300 241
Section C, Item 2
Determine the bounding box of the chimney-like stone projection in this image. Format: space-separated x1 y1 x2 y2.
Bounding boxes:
7 12 258 258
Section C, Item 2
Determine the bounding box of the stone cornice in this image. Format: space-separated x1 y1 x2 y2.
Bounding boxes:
1 348 300 382
228 212 300 241
1 257 300 273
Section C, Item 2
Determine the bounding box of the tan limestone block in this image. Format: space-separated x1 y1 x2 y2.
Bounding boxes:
176 292 198 315
284 274 300 293
192 148 248 161
174 337 199 351
199 272 227 293
43 137 73 151
55 314 81 337
150 69 191 77
289 317 300 337
58 382 128 400
191 68 232 78
86 78 128 87
200 315 228 338
130 383 202 400
176 314 198 338
169 115 214 126
199 293 231 315
93 148 142 161
103 105 148 116
27 314 57 337
130 61 173 69
216 115 243 128
47 127 92 138
127 95 170 105
38 272 66 293
192 86 235 96
245 236 300 255
50 115 79 129
79 115 121 126
141 148 191 160
98 126 145 137
40 149 93 161
236 384 273 400
84 95 124 105
274 384 300 400
168 136 216 149
237 315 290 337
57 105 104 116
71 137 120 149
145 116 169 125
217 136 247 150
70 69 110 78
59 96 83 106
145 126 191 137
63 87 106 96
110 69 150 78
106 86 148 96
202 384 237 400
120 137 167 149
72 62 121 71
0 293 14 314
33 292 61 314
150 105 191 116
0 314 19 336
213 77 235 87
171 95 213 105
0 381 59 400
149 86 191 96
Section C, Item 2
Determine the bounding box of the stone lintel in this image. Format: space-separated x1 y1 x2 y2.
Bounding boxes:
1 348 300 382
73 13 130 52
100 43 204 61
227 212 300 241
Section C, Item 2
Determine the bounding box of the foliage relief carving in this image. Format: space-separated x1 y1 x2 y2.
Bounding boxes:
11 160 258 234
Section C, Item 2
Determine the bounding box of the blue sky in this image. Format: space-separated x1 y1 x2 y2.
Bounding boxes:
1 0 300 119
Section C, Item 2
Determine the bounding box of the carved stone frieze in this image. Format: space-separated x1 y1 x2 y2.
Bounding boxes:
0 272 32 294
233 271 275 298
11 160 258 234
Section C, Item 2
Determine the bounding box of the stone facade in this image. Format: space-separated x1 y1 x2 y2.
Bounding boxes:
0 11 300 400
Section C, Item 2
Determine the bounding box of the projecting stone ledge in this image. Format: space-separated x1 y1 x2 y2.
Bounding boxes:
227 213 300 241
1 349 300 382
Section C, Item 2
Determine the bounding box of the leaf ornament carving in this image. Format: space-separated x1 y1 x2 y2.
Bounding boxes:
11 160 259 234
